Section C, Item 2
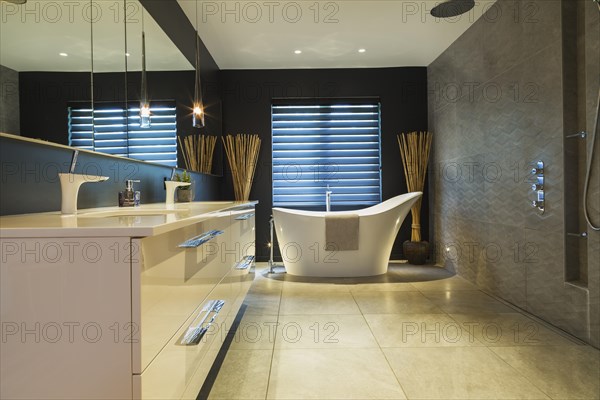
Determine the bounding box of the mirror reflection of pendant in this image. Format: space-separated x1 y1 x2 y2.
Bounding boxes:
140 104 151 128
193 105 204 128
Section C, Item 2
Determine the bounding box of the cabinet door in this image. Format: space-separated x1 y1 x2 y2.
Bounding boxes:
0 237 133 399
133 213 233 374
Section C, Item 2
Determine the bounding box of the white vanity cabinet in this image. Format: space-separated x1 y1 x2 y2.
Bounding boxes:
0 202 256 400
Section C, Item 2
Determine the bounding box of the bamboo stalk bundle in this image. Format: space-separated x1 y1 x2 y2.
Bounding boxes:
397 131 433 242
178 134 217 174
222 134 261 200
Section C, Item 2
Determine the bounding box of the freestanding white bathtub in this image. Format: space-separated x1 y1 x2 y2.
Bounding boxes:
272 192 422 277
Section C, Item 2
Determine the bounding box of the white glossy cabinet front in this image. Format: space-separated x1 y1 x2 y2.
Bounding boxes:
0 207 255 399
0 237 134 399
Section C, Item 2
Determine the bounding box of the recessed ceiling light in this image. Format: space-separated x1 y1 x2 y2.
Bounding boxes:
358 49 366 53
59 53 68 57
294 50 302 54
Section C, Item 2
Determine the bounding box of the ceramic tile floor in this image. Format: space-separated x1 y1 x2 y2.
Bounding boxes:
207 264 600 400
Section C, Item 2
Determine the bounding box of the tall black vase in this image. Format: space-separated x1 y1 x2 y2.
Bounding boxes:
403 241 430 265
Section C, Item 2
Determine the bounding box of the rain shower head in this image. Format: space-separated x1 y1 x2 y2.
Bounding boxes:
431 0 475 18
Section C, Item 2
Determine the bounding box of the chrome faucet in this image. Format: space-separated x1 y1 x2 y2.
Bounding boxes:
325 185 332 212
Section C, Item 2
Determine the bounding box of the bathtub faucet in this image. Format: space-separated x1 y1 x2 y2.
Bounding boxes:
325 185 332 212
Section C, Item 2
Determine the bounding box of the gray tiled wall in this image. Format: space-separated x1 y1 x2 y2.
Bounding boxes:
584 0 600 348
428 0 599 345
0 65 20 135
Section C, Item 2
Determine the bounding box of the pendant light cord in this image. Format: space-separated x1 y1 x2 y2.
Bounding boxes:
195 0 201 100
90 0 95 150
140 7 147 105
192 0 205 128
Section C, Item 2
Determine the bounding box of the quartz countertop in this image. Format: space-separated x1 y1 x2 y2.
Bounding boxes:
0 201 257 238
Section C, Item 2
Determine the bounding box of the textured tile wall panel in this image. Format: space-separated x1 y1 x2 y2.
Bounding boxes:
584 0 600 348
428 0 597 345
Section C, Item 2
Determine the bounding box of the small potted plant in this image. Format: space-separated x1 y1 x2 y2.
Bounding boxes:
398 131 432 265
174 170 193 202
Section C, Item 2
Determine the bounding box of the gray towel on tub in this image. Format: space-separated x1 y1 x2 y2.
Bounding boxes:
325 214 359 251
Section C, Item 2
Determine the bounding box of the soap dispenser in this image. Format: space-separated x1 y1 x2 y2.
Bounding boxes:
119 180 141 207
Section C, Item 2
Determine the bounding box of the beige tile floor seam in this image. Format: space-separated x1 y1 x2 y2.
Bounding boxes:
380 289 600 400
263 273 284 400
475 345 561 400
209 269 284 400
209 265 599 400
383 346 551 399
446 312 583 348
350 290 411 400
477 333 574 400
267 348 408 399
363 313 486 348
474 344 600 400
488 345 600 399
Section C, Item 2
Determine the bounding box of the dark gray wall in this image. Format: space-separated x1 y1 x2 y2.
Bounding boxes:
18 72 91 144
428 0 599 346
221 68 429 261
0 134 220 216
0 65 20 135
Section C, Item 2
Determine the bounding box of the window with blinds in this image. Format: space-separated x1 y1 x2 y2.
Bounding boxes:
272 101 382 208
68 101 177 167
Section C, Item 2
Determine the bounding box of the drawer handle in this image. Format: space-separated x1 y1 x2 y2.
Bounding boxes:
235 213 255 220
178 230 224 248
235 255 255 270
227 205 255 212
180 299 225 346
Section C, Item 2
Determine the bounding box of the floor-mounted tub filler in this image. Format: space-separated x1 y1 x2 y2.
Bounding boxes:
273 192 422 277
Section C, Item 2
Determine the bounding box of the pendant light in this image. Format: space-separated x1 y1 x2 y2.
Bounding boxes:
192 0 205 128
140 10 151 128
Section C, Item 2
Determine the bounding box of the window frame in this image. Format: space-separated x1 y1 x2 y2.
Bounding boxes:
271 98 382 210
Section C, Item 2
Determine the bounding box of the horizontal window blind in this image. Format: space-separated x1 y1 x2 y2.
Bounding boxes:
272 102 381 208
68 101 177 167
68 106 94 151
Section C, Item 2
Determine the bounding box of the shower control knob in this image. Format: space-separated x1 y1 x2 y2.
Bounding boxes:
531 167 544 175
531 200 544 211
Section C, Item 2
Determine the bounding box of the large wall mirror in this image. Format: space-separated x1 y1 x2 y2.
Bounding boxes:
0 0 221 174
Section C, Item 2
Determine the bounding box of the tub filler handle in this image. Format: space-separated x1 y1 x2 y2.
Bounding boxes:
179 300 225 346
